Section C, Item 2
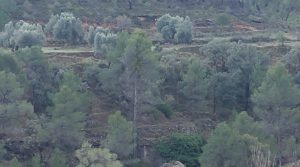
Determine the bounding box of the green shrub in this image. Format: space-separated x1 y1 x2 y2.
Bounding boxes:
86 26 110 46
156 103 173 118
175 16 193 44
216 13 231 27
47 12 84 45
156 14 192 44
0 21 45 48
94 32 117 57
155 133 205 167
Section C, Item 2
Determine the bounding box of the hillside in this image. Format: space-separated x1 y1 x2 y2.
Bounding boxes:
1 0 300 167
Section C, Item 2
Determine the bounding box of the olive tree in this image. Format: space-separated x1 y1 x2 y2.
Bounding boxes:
47 12 84 44
94 32 117 57
156 14 193 44
0 21 45 48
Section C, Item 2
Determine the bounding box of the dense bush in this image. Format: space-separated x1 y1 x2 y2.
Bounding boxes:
155 133 205 167
156 14 192 44
86 26 109 46
94 31 117 57
0 21 45 48
156 103 173 118
174 16 193 44
46 12 84 44
215 13 231 27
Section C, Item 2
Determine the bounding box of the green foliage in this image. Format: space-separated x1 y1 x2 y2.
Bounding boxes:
156 103 173 118
40 73 91 151
0 71 38 147
0 71 23 104
94 32 117 57
276 31 286 46
252 63 300 159
199 123 253 167
0 21 45 48
174 16 193 44
13 21 45 48
48 12 84 44
103 111 134 158
155 133 205 167
227 43 269 111
8 157 22 167
180 59 210 106
215 13 231 27
86 26 109 46
45 14 59 34
121 29 161 112
31 154 41 167
283 47 300 74
48 148 68 167
0 11 9 31
0 50 19 74
156 14 192 44
0 21 14 47
75 142 123 167
0 0 16 30
16 47 54 114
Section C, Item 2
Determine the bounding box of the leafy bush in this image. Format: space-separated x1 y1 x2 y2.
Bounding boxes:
94 32 117 57
174 16 193 44
86 26 109 46
155 133 205 167
0 21 45 48
156 103 173 118
47 12 84 44
216 13 231 27
156 14 193 44
0 49 19 73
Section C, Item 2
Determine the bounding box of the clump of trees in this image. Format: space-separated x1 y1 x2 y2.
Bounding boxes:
86 26 117 57
155 133 205 167
46 12 84 45
102 111 134 159
0 21 45 48
156 14 193 44
76 142 123 167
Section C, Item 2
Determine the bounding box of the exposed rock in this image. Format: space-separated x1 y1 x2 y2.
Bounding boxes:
160 161 185 167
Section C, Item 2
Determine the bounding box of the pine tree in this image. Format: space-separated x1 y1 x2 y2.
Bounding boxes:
40 73 91 152
252 63 300 163
103 111 134 158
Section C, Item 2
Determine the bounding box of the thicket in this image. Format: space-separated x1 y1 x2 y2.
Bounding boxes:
46 12 84 44
156 14 193 44
0 21 45 48
155 133 205 167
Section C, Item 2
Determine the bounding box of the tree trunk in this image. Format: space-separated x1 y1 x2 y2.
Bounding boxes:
133 76 137 158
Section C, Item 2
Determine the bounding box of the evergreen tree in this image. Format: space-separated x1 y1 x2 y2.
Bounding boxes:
16 47 55 114
199 123 255 167
48 148 68 167
9 157 22 167
103 111 134 158
227 43 269 111
180 59 210 108
40 74 90 151
252 63 300 163
121 30 161 156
